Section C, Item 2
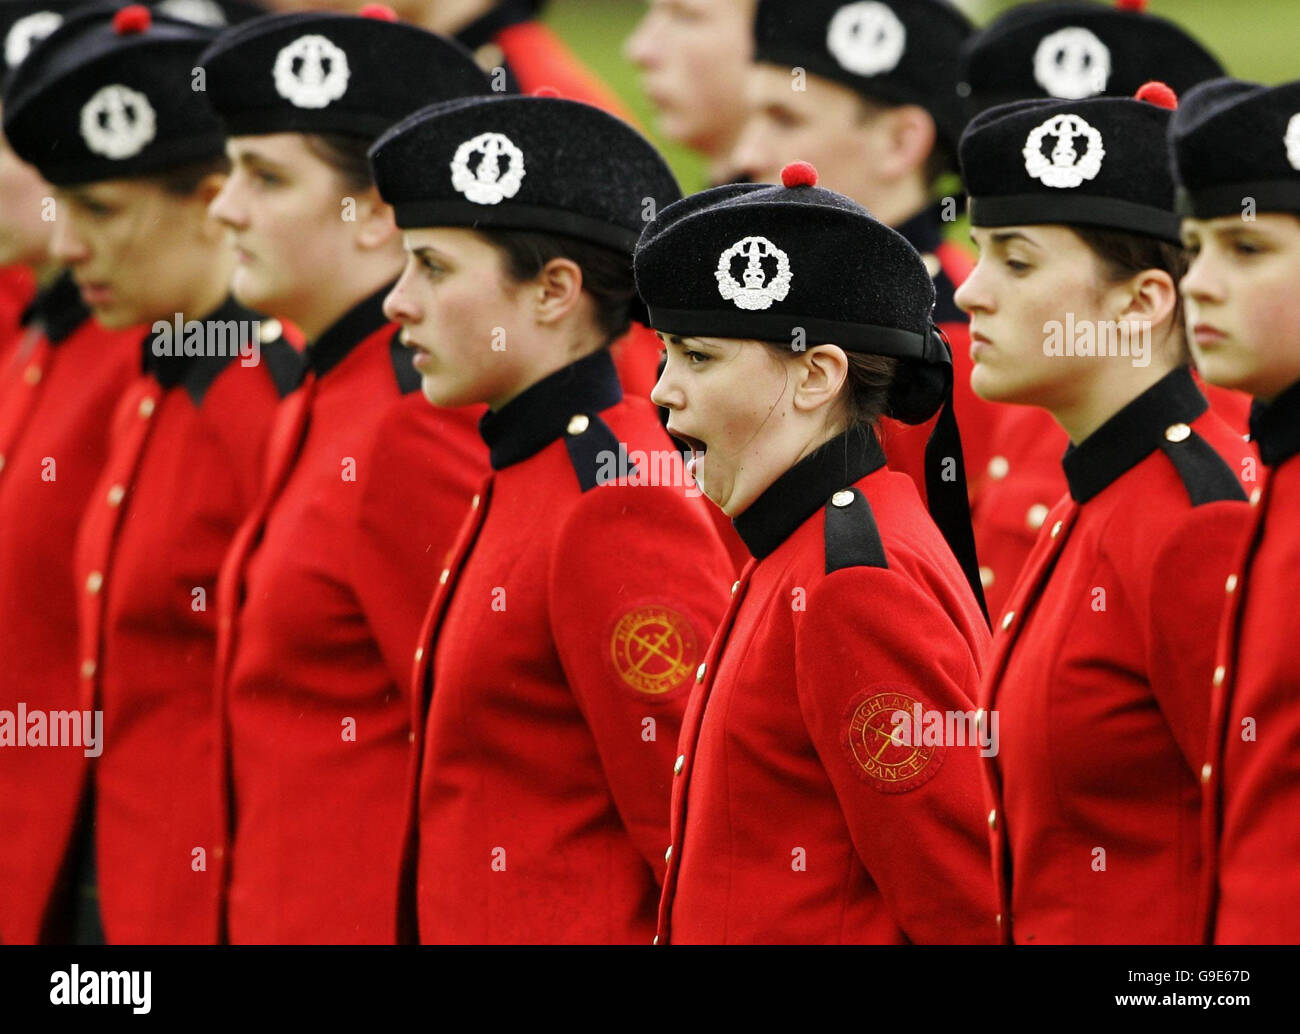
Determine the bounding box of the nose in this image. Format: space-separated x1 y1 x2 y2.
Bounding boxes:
954 257 993 315
383 261 422 329
208 172 247 230
726 112 772 184
1179 249 1221 305
624 11 659 70
650 348 684 410
48 209 88 267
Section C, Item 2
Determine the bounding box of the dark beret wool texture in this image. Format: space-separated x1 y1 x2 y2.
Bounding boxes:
960 90 1181 242
1 0 90 84
754 0 971 152
1169 77 1300 218
959 0 1223 117
3 4 226 186
198 10 491 140
635 180 937 349
369 94 682 254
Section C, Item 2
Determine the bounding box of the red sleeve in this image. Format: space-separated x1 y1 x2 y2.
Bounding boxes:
350 395 488 688
794 566 999 944
548 482 732 882
1143 501 1253 771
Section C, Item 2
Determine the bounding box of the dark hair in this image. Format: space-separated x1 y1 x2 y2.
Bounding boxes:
758 339 899 429
477 228 638 342
149 153 232 196
1070 225 1191 360
302 132 374 193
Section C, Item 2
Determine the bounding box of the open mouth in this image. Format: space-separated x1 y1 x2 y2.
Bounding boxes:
668 426 708 478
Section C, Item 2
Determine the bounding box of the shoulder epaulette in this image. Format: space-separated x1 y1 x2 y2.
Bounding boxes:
1159 427 1248 506
824 486 888 574
563 412 632 493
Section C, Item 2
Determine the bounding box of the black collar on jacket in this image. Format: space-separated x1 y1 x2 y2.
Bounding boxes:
1250 377 1300 467
479 347 622 471
1063 365 1207 503
734 424 887 560
305 282 394 379
142 295 260 390
20 271 87 345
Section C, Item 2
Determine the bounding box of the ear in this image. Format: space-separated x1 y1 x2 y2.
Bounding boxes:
1115 267 1177 328
351 187 401 252
531 257 586 327
878 104 937 181
792 343 849 416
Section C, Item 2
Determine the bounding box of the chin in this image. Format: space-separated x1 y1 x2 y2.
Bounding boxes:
91 304 138 331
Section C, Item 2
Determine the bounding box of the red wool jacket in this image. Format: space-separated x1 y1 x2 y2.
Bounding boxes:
0 274 139 943
1202 379 1300 944
657 427 997 944
405 349 732 944
461 3 635 124
0 264 36 370
970 376 1253 621
213 287 486 944
72 300 299 945
980 367 1253 944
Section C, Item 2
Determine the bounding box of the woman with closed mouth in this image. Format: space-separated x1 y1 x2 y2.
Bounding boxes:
1169 76 1300 944
372 94 734 944
955 82 1254 944
638 161 997 944
196 6 492 944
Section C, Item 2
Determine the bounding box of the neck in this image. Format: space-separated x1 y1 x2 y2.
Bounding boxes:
33 258 64 289
1052 355 1180 444
489 325 608 411
418 0 498 35
170 261 235 325
295 261 401 342
859 175 931 231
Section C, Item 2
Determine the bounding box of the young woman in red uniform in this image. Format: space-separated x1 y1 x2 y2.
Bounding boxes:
1169 77 1300 944
197 8 492 943
372 94 733 944
634 163 995 944
956 1 1250 617
0 4 294 943
954 84 1254 943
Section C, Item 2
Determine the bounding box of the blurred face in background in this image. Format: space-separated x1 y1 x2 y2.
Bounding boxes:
0 107 57 270
1181 212 1300 401
625 0 755 160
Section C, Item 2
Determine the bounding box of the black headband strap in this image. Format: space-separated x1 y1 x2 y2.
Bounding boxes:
970 194 1182 243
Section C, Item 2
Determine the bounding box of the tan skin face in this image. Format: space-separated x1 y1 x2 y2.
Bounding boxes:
1181 213 1300 402
208 133 402 340
49 176 230 330
625 0 755 160
382 226 604 411
728 64 934 222
0 109 56 271
650 333 848 516
955 223 1181 442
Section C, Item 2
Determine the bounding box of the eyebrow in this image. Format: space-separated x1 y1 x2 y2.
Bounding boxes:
234 150 289 173
409 246 451 263
988 230 1039 248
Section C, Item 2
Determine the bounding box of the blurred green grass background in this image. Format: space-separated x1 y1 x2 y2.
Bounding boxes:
543 0 1300 193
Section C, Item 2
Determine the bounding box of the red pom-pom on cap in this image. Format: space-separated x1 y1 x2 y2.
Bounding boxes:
359 4 398 21
531 85 560 98
1135 80 1177 110
112 4 152 35
781 161 818 188
1115 0 1147 11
